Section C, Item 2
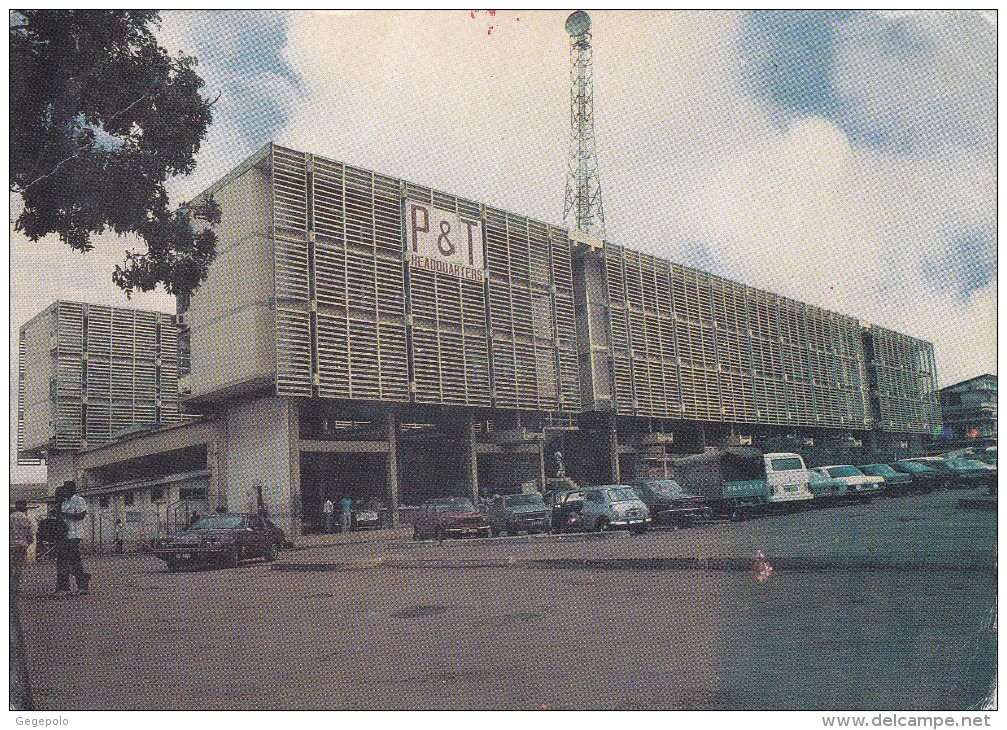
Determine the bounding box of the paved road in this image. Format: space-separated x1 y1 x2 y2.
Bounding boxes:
18 488 996 710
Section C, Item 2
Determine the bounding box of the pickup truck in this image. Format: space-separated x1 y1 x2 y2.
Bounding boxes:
670 448 813 519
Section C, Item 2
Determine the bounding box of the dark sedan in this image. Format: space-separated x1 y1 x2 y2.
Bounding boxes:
154 513 286 571
901 458 995 490
412 497 491 541
631 479 710 526
890 461 943 493
859 464 913 495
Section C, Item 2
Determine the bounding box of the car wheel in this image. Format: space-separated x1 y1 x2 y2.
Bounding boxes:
631 525 648 535
264 542 279 562
596 518 609 533
730 509 745 523
166 557 179 573
225 546 240 568
435 528 446 543
412 527 422 541
491 528 500 538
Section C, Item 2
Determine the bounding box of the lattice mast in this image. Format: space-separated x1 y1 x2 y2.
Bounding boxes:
563 10 606 239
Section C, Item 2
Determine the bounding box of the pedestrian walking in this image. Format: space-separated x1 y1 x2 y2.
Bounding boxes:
323 498 334 534
341 495 353 533
55 480 90 595
10 501 36 592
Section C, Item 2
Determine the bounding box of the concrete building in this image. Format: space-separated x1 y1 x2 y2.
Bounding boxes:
939 374 997 448
17 143 942 550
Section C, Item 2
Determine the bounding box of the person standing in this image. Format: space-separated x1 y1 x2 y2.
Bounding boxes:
341 495 353 533
323 498 334 534
10 501 36 592
55 480 90 595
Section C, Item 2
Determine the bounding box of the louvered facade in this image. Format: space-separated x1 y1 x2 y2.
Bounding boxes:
17 301 183 457
864 325 941 434
262 145 579 414
600 244 871 430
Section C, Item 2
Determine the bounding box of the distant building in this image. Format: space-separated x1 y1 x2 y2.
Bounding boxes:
939 374 997 448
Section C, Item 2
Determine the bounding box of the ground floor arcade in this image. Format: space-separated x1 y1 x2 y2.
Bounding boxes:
47 392 928 552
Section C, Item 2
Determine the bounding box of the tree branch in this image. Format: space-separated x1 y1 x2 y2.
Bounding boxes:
18 91 152 193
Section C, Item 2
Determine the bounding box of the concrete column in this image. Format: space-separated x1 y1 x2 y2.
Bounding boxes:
387 410 400 528
213 417 228 513
288 400 301 537
464 415 479 506
539 444 547 492
608 412 620 484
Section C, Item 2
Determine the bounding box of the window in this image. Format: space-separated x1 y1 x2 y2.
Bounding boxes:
770 457 804 471
180 487 207 500
124 491 134 507
99 496 110 509
151 487 164 502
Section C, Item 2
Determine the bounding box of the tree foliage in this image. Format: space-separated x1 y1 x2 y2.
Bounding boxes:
10 9 219 297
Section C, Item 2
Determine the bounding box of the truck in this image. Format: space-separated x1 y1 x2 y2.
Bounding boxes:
670 447 813 520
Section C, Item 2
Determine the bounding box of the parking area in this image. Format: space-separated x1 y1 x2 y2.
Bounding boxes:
17 488 996 710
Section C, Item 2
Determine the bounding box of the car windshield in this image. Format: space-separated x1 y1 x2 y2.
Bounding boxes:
863 464 897 477
607 488 638 502
896 461 936 474
828 466 863 478
638 480 682 498
771 457 804 471
504 494 545 507
188 515 243 531
949 459 986 470
432 498 475 513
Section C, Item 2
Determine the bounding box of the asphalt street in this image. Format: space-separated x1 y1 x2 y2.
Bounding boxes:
17 488 996 710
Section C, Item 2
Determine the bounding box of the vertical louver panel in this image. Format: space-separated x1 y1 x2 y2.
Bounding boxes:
867 325 939 433
272 146 308 233
275 308 312 396
54 302 84 450
317 161 408 403
16 337 43 465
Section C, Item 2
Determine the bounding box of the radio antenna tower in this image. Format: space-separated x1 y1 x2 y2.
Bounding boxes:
563 10 606 240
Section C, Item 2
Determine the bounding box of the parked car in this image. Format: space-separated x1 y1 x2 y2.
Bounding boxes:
487 492 550 536
943 458 997 491
580 485 651 534
153 513 286 572
630 479 709 526
859 464 913 495
543 488 584 532
807 467 851 505
412 497 491 541
900 457 996 490
352 502 382 531
814 465 886 502
890 461 943 493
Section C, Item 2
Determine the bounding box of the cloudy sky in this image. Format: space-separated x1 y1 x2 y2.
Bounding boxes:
10 10 996 478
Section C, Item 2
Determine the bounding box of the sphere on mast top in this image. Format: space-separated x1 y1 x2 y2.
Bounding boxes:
565 11 591 37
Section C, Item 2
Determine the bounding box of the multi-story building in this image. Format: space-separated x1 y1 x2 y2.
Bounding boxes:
17 144 942 550
939 374 997 448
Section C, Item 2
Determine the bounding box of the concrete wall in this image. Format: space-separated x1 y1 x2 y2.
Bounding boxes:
46 451 77 497
19 305 55 453
223 397 297 536
187 165 276 398
82 473 211 553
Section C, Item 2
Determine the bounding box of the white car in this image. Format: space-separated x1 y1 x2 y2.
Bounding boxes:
580 485 651 534
814 465 885 501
